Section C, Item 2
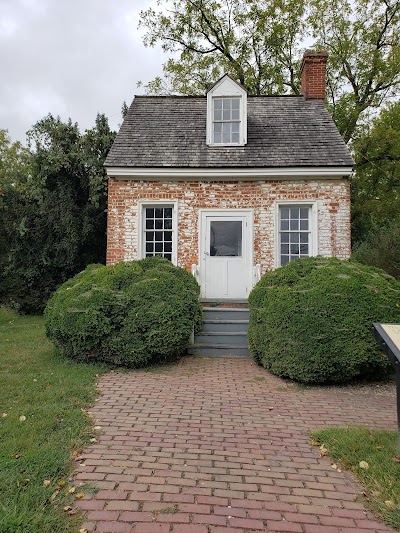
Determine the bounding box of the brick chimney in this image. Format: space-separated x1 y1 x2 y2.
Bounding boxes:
300 50 328 100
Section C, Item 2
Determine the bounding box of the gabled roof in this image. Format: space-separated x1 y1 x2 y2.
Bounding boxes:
105 96 354 169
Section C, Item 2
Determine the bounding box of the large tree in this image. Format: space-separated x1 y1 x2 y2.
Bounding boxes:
139 0 400 142
0 115 116 313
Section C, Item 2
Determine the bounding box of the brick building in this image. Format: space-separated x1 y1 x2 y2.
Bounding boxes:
105 50 354 300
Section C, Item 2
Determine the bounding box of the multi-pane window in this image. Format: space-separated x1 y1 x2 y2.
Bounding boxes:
144 206 173 261
279 206 311 266
213 98 240 144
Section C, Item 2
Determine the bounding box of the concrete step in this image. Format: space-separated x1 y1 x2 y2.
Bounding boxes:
195 332 248 345
187 343 250 357
203 307 250 321
203 319 249 333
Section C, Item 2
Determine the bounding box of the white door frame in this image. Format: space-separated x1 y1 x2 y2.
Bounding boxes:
199 209 254 298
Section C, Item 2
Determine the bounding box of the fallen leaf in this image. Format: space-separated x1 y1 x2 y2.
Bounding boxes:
63 506 73 512
1 413 8 418
19 415 26 422
79 529 88 533
49 490 60 503
392 456 400 463
75 492 85 499
68 509 78 515
66 486 76 494
90 438 97 443
94 426 102 430
319 444 328 457
311 439 321 446
359 461 369 470
331 463 338 470
42 480 51 488
385 500 396 510
11 453 22 459
58 479 66 487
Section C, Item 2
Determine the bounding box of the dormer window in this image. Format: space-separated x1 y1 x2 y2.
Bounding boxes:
207 74 247 146
213 98 241 144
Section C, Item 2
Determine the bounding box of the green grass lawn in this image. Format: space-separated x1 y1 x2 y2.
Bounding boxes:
0 307 104 533
314 427 400 530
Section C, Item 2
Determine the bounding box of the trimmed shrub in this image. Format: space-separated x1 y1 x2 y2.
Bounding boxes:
44 257 202 367
248 257 400 384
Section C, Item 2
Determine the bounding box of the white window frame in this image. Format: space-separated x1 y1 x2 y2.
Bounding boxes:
138 200 178 265
206 75 247 147
274 200 318 268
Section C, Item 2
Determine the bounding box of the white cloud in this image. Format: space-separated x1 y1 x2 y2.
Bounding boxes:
0 0 166 142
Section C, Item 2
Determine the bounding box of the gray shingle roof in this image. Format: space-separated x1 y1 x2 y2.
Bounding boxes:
105 96 354 168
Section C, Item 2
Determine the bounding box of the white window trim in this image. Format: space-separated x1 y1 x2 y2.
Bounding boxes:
274 200 318 268
206 76 247 147
138 200 178 265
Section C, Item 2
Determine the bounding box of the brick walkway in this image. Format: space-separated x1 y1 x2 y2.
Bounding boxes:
75 356 396 533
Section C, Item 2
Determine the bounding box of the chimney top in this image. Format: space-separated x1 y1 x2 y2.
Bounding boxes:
300 50 328 100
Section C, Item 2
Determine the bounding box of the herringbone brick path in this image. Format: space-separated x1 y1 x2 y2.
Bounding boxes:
75 356 396 532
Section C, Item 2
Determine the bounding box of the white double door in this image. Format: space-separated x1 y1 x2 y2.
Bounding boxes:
200 210 252 299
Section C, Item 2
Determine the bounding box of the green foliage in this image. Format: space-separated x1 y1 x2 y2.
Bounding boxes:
351 101 400 245
0 114 116 314
248 257 399 384
353 221 400 280
44 257 202 368
139 0 400 142
0 307 104 532
314 427 400 530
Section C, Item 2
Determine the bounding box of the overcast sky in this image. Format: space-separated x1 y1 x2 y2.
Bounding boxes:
0 0 166 143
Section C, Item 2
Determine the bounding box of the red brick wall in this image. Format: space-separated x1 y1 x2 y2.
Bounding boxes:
106 178 351 277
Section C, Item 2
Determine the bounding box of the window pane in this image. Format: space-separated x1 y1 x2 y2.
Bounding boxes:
214 99 222 109
164 219 172 229
214 110 222 121
164 242 172 253
300 219 308 230
223 109 230 120
281 232 289 243
146 243 153 252
146 231 154 242
222 122 231 133
164 253 172 261
281 255 290 265
222 99 231 109
164 231 172 241
232 110 239 120
222 132 230 143
290 233 299 243
281 208 289 219
146 219 154 229
164 208 172 218
290 219 299 230
290 208 299 219
281 244 289 254
300 233 308 243
290 244 299 255
146 208 154 218
214 122 222 133
155 208 163 218
281 220 289 231
155 219 163 229
300 208 309 219
300 244 309 254
155 243 163 252
232 99 240 109
231 122 240 133
232 133 240 143
210 221 242 257
155 231 163 241
214 132 222 143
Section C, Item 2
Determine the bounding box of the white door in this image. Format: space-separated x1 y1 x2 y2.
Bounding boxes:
200 211 252 299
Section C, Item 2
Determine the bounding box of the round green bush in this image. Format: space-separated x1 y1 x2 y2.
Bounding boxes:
248 257 400 384
44 257 202 367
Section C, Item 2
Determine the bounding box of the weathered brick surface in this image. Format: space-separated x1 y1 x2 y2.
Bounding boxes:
106 178 351 270
75 357 395 532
